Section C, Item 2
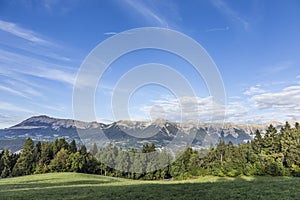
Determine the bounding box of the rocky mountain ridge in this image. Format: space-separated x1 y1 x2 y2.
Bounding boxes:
0 115 288 152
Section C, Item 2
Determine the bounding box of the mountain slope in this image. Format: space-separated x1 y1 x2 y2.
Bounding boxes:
0 115 284 152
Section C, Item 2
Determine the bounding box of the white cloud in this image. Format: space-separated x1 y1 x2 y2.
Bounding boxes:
140 96 226 122
250 85 300 120
0 20 49 45
297 75 300 79
229 96 241 99
225 102 249 118
251 85 300 109
138 92 300 124
243 86 265 95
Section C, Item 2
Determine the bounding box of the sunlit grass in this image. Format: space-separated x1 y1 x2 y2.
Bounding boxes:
0 173 299 200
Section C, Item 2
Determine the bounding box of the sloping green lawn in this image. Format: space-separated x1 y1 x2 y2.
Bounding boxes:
0 173 299 200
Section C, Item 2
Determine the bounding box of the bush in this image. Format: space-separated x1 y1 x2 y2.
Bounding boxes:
175 172 192 180
265 159 286 176
243 163 255 176
227 169 240 177
291 164 300 177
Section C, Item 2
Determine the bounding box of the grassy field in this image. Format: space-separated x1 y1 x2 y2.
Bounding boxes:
0 173 299 200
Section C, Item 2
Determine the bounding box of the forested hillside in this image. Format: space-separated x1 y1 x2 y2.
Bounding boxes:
1 122 299 179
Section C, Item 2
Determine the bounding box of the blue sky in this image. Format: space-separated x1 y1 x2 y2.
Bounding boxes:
0 0 300 128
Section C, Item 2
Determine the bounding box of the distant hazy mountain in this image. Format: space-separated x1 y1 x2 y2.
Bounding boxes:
0 115 285 152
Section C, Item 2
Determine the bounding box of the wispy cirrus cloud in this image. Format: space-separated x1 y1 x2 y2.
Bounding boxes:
0 20 50 45
0 19 78 63
14 0 80 15
4 79 43 98
122 0 172 27
0 101 35 114
0 19 77 127
0 85 28 98
104 32 118 36
0 49 76 86
0 101 38 128
0 114 19 124
21 66 76 86
0 113 28 128
211 0 249 30
267 61 293 73
206 26 230 32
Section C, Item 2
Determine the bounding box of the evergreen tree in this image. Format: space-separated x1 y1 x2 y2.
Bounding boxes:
1 121 299 179
295 122 300 130
79 145 87 155
57 138 70 151
83 153 99 174
115 150 130 176
35 142 51 173
12 138 35 176
0 150 4 174
262 124 277 154
33 141 42 166
252 130 262 154
158 150 172 179
96 143 117 176
50 139 59 156
90 143 98 156
132 153 146 179
281 121 291 132
1 150 12 178
67 152 85 172
49 148 69 172
145 152 158 179
142 143 156 153
69 140 77 153
171 147 193 179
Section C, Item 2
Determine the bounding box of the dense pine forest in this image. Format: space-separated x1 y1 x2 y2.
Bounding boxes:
0 122 300 180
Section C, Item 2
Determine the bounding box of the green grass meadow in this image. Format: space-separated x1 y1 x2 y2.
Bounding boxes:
0 173 299 200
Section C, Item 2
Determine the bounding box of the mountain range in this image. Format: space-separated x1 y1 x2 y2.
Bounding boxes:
0 115 286 152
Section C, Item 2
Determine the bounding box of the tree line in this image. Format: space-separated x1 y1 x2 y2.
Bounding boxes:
0 122 299 179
